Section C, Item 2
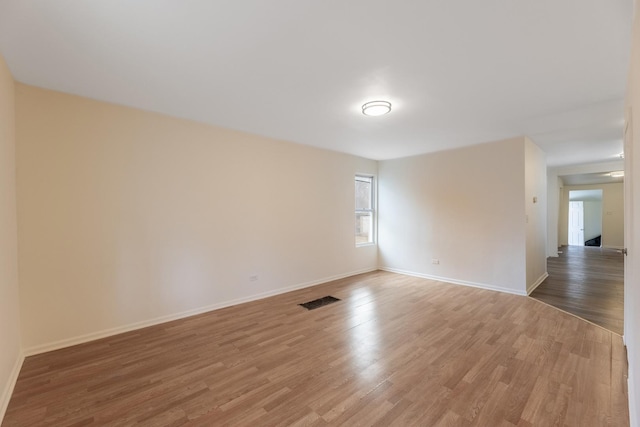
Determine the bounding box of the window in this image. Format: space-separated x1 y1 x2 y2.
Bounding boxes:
355 175 375 245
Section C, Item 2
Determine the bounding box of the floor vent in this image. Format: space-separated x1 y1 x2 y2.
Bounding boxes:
299 296 341 310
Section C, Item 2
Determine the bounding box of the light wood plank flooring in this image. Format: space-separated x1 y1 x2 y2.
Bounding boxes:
530 245 624 335
3 271 629 426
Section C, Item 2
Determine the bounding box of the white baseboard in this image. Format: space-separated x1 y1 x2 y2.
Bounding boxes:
23 267 378 357
0 351 25 423
603 245 625 250
527 272 549 295
379 267 528 296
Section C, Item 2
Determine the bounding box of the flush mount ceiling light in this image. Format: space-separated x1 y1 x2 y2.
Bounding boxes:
362 100 391 116
610 171 624 178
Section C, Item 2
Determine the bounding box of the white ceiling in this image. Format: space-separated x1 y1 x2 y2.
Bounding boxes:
0 1 633 166
561 172 624 186
569 189 604 201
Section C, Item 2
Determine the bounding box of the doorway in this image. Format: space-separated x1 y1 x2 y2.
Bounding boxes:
568 189 603 247
539 173 624 334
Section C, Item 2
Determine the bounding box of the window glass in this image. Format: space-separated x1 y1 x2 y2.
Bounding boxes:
355 175 374 245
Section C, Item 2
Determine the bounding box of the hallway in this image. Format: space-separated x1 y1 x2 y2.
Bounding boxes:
530 245 624 335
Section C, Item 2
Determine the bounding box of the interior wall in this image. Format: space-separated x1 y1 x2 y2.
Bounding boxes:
524 137 548 293
16 84 378 353
0 55 21 418
377 137 527 295
546 170 561 257
559 183 624 249
624 1 640 424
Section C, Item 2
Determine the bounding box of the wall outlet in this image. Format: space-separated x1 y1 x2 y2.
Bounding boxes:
431 259 440 265
249 274 258 282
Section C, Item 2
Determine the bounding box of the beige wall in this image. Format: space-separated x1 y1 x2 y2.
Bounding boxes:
524 138 548 293
624 1 640 423
546 172 563 257
16 84 378 352
558 183 624 249
0 55 21 418
377 137 529 295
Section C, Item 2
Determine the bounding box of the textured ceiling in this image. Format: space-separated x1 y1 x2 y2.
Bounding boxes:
0 0 633 166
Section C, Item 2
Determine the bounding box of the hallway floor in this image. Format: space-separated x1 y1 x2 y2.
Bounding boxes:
530 245 624 335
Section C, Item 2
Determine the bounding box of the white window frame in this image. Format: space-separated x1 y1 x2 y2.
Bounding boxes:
355 174 376 247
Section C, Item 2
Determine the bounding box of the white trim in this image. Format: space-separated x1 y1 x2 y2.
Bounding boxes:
23 267 378 357
527 272 549 295
355 173 376 246
603 245 625 250
379 267 528 296
356 242 376 248
0 351 25 423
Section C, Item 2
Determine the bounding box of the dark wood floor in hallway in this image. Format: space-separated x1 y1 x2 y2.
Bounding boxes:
530 245 624 335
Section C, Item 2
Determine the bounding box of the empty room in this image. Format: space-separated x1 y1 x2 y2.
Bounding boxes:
2 1 640 426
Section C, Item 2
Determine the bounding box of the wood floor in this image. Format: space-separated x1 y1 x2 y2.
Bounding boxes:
530 245 624 335
3 271 629 426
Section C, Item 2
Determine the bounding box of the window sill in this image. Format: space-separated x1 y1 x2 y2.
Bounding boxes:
356 242 377 248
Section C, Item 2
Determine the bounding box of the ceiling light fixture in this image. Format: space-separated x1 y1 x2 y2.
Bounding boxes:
362 100 391 116
610 171 624 178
